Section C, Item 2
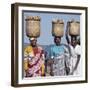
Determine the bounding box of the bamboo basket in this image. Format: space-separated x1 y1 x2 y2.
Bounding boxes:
25 16 40 38
52 19 64 37
68 20 80 36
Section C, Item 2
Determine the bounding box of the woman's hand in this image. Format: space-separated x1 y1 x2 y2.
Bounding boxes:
47 59 54 65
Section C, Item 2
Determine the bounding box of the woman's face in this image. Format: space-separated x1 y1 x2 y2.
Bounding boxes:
30 39 37 47
54 37 61 46
71 37 77 47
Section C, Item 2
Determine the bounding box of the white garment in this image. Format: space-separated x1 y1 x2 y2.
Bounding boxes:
69 44 81 76
53 54 66 76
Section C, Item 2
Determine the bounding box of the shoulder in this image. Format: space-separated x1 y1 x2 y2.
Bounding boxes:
75 44 81 50
60 44 65 48
24 45 33 53
37 45 43 51
75 44 81 55
25 45 32 49
59 44 66 50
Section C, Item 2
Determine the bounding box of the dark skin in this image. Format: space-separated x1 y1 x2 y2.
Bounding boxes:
65 23 77 48
71 36 77 48
54 37 61 46
49 37 61 76
65 22 80 75
29 38 37 47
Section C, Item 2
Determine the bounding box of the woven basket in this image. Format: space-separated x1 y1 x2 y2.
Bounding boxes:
68 21 80 36
52 19 64 37
25 16 40 38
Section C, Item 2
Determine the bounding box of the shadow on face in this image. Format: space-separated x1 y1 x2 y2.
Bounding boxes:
29 38 37 47
54 37 61 46
71 36 77 47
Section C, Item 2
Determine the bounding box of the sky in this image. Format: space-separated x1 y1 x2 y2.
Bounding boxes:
23 11 80 45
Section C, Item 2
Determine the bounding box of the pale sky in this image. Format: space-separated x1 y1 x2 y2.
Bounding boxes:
23 11 80 45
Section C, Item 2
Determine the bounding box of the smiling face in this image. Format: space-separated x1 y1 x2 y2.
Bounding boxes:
54 37 61 46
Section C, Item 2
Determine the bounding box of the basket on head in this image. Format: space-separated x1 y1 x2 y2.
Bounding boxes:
25 16 41 38
52 19 64 37
68 20 80 36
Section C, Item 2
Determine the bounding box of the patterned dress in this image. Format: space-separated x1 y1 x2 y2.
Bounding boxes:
50 45 70 76
24 45 45 77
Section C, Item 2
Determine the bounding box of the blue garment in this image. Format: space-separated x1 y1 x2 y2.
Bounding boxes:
50 45 65 58
45 44 70 76
50 45 66 76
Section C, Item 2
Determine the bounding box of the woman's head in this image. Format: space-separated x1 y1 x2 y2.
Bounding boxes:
71 36 77 47
29 37 37 47
54 36 61 46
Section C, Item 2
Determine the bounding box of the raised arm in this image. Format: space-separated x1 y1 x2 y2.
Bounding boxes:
65 22 70 44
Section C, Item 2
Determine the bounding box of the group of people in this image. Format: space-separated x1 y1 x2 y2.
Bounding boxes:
24 24 81 77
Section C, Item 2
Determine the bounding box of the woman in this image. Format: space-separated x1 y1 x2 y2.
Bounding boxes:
49 36 70 76
65 23 81 76
24 38 45 77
